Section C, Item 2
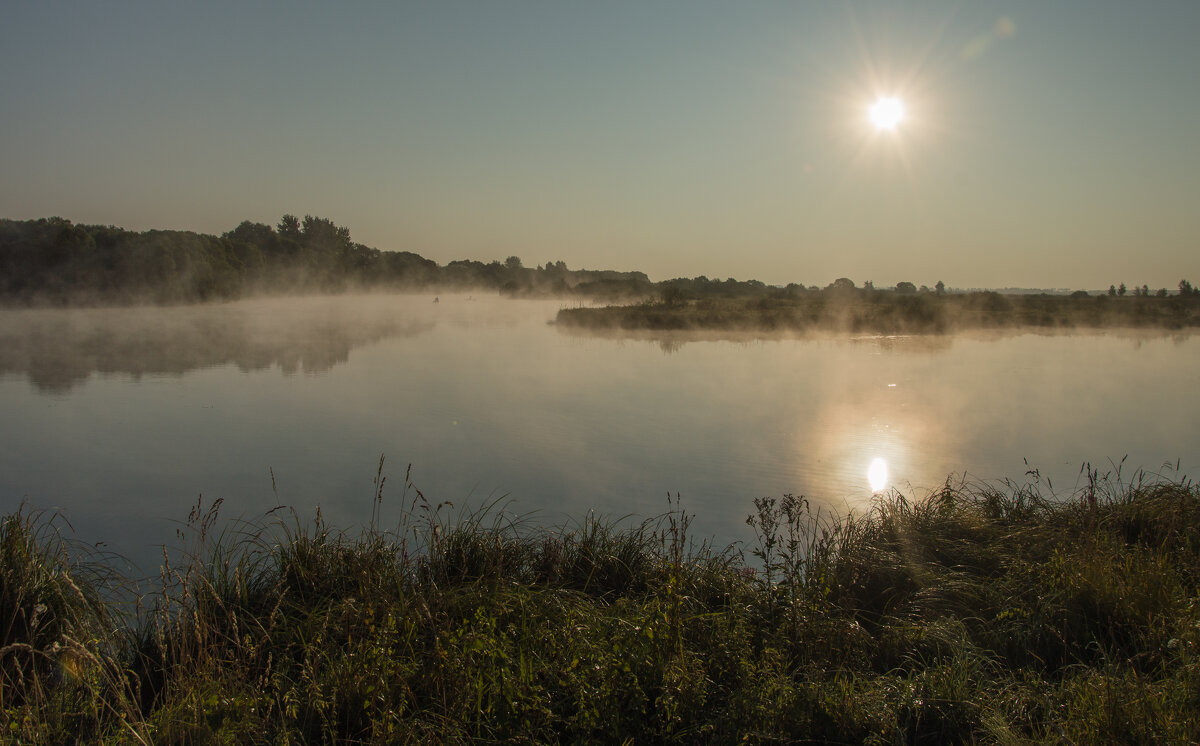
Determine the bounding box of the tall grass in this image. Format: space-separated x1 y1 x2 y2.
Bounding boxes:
4 463 1200 742
0 509 148 743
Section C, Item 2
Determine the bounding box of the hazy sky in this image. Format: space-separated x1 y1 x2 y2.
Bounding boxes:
3 2 1198 289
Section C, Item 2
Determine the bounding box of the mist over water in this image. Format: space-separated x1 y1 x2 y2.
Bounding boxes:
0 295 435 393
1 293 1197 572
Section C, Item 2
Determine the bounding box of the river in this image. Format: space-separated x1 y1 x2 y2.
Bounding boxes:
2 293 1196 571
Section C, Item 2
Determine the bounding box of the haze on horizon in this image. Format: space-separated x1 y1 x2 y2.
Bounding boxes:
2 1 1198 291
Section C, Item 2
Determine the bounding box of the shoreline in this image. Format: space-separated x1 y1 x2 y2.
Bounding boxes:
556 291 1200 336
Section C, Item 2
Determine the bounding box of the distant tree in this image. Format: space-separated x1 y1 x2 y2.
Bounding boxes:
300 215 350 246
660 284 685 306
935 280 945 296
1108 284 1117 297
862 280 874 291
224 221 274 246
895 281 917 294
972 290 1011 314
826 277 856 293
1181 279 1195 296
277 214 301 239
505 256 523 271
1070 290 1090 299
1156 288 1168 297
1141 284 1149 296
1118 282 1127 296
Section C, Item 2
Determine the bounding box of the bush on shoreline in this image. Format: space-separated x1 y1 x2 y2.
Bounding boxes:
4 466 1200 743
556 290 1200 335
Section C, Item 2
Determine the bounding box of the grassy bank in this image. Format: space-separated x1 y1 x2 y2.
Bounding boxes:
556 291 1200 335
4 468 1200 743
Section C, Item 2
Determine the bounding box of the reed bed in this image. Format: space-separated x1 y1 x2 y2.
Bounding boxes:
3 463 1200 743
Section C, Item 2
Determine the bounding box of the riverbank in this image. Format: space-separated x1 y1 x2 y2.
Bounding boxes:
4 470 1200 743
556 291 1200 335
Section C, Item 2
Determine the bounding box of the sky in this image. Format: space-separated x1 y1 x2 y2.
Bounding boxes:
2 1 1198 289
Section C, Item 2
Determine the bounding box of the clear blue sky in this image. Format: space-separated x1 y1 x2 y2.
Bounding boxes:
3 1 1198 289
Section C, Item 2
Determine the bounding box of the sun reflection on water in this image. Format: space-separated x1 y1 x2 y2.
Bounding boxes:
868 457 889 492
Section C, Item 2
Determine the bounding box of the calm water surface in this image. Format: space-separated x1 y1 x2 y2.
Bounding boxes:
2 294 1197 570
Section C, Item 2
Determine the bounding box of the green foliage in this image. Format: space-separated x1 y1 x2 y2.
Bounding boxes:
0 509 146 743
0 216 649 305
6 469 1200 742
8 214 1199 322
558 284 1200 334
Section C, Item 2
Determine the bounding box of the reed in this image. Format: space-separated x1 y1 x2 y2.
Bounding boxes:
4 464 1200 742
0 509 148 743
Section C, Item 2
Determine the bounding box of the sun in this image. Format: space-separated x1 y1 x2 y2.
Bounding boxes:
868 97 904 131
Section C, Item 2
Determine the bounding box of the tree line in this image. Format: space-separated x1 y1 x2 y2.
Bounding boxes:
0 216 649 305
2 215 1196 308
1106 281 1199 298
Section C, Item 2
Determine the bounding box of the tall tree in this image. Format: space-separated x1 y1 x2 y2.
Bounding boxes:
277 214 301 239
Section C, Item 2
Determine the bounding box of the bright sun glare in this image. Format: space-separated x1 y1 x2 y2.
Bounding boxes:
869 97 904 131
868 458 889 492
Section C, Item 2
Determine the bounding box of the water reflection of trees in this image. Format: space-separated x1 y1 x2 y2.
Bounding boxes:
0 300 434 393
558 326 959 354
558 324 1193 355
